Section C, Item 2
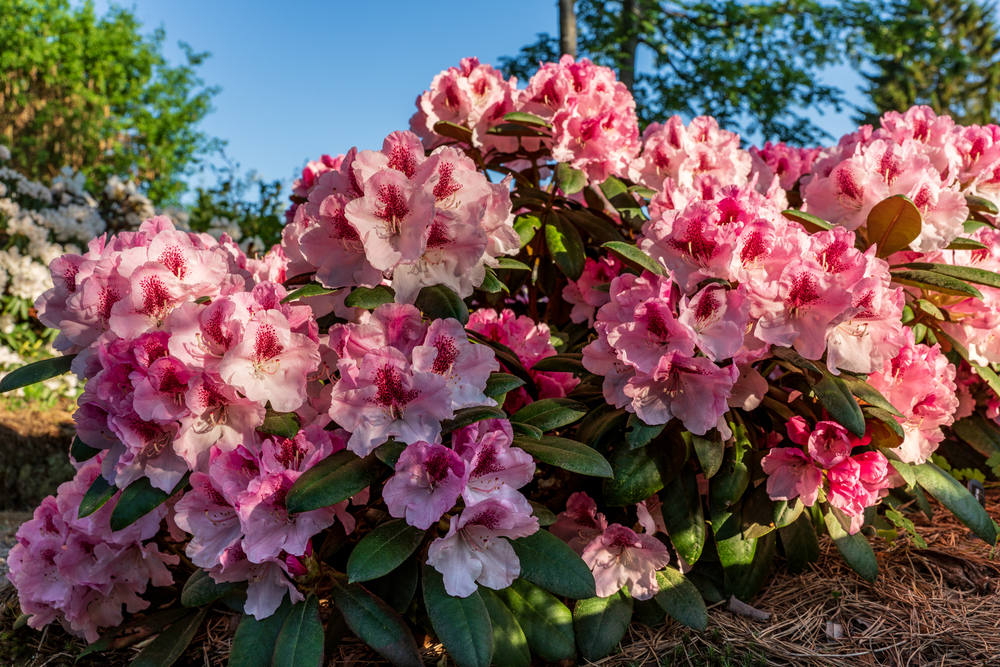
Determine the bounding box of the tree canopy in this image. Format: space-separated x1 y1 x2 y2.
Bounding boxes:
0 0 219 203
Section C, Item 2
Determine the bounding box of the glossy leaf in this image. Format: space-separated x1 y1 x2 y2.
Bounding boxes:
951 414 1000 460
496 257 531 271
576 404 628 451
839 374 903 417
772 498 804 529
484 372 525 398
811 373 866 437
781 209 833 233
866 195 921 257
433 121 474 143
824 507 878 582
281 284 339 303
344 285 395 309
329 579 423 667
228 596 295 667
415 284 469 324
561 209 625 244
528 500 557 526
502 111 551 127
555 163 586 195
110 473 190 532
514 215 541 247
480 589 531 667
273 595 324 667
364 556 420 615
510 422 543 439
513 435 612 478
260 407 301 438
913 462 998 545
494 578 575 662
479 268 507 294
945 237 989 251
602 241 664 276
895 262 1000 289
573 590 633 661
70 435 100 463
441 406 507 434
374 439 406 469
347 519 426 583
545 214 586 280
530 353 587 374
510 398 587 432
286 450 386 514
966 194 999 214
653 568 708 631
509 529 597 599
422 565 493 667
692 431 724 478
890 269 984 299
778 512 820 573
181 568 239 607
659 465 705 564
0 353 76 393
78 473 116 519
888 458 916 488
626 414 665 450
130 607 207 667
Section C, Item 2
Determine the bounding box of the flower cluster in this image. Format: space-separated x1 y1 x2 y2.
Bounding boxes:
749 141 821 192
281 130 519 303
467 307 578 411
386 419 538 596
551 492 670 599
174 426 356 618
762 418 891 533
328 303 498 456
6 456 178 642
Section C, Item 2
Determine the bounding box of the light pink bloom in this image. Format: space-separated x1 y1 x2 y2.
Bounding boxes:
677 284 750 361
550 491 609 554
760 447 822 506
562 255 622 326
411 318 499 410
581 524 671 600
383 441 467 530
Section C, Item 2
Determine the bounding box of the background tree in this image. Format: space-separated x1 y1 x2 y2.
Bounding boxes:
501 0 856 144
0 0 220 203
851 0 1000 126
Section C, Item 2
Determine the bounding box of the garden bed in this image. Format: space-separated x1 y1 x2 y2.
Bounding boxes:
2 492 996 667
0 400 76 511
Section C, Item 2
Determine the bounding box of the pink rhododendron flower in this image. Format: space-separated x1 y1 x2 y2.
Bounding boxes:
750 141 820 191
581 524 670 600
383 441 468 530
453 419 535 509
550 491 609 554
562 255 622 326
761 447 822 506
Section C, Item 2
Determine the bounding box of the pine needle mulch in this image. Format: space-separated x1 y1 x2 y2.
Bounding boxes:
2 493 999 667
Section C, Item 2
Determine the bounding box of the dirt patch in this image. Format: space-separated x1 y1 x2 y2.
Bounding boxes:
0 401 77 511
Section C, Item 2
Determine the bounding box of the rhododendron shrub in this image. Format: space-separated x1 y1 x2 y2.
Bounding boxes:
5 56 1000 667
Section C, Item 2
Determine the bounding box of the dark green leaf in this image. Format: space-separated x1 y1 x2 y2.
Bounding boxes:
509 529 596 599
741 481 777 539
778 512 820 573
433 121 474 143
77 608 190 661
130 608 207 667
286 450 386 514
945 238 989 251
374 439 406 469
866 195 921 257
484 372 525 398
281 284 339 303
344 285 395 309
824 507 878 582
710 443 749 513
441 406 507 434
888 458 916 488
78 473 116 519
890 269 984 299
602 241 664 276
653 568 708 631
530 353 587 374
561 209 626 244
228 596 295 667
781 209 833 233
110 473 190 532
692 431 725 478
494 578 575 662
479 268 507 294
348 520 426 583
863 407 905 447
496 257 531 271
604 432 689 507
511 398 587 432
576 404 628 451
839 375 904 418
966 195 999 215
913 462 998 545
528 500 557 526
416 284 469 324
329 579 423 667
718 530 775 601
422 565 493 667
365 556 419 615
951 414 1000 460
811 373 866 437
573 590 633 661
0 353 76 393
659 465 705 564
502 111 551 128
513 435 613 478
70 436 100 463
181 568 239 607
274 595 324 667
480 589 531 667
260 406 301 438
510 422 543 439
895 262 1000 289
555 163 586 195
773 498 805 529
626 414 665 450
545 214 586 280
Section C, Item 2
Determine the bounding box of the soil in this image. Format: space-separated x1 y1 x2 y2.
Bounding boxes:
0 400 77 511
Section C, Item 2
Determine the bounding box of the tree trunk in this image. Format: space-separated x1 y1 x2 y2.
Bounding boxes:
620 0 640 92
559 0 577 57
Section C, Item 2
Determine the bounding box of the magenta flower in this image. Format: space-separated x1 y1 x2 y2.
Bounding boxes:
760 447 822 506
457 421 535 509
581 524 671 600
550 491 608 554
383 441 467 530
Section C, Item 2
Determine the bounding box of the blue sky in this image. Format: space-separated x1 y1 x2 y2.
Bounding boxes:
91 1 867 192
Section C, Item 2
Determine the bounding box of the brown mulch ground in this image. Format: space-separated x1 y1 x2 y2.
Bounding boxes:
1 490 998 666
0 400 77 511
